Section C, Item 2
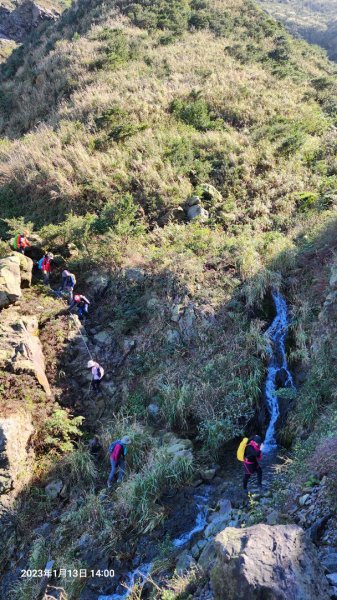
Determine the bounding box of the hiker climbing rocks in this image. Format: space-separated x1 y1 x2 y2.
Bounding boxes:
242 435 264 491
41 252 54 285
13 232 30 255
37 253 47 271
107 436 131 488
60 270 76 301
87 360 104 392
70 294 90 321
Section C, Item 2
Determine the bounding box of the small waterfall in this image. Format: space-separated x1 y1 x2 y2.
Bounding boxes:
263 291 295 452
98 563 152 600
97 488 213 600
172 488 211 548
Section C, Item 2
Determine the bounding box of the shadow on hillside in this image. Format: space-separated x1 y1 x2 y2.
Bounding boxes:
2 214 337 597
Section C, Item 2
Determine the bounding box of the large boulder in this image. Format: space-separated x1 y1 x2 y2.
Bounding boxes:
85 271 110 297
200 183 222 204
0 413 34 502
18 254 33 288
179 303 196 341
45 480 63 500
0 255 22 307
187 204 209 222
0 254 33 307
0 310 51 395
211 524 330 600
163 434 193 461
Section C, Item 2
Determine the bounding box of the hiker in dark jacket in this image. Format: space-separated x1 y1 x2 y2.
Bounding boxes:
60 270 76 301
70 294 90 321
243 435 264 491
107 436 131 488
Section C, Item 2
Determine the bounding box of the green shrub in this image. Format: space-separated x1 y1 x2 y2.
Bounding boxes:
117 0 192 35
37 408 84 454
1 216 34 238
92 28 130 69
158 383 192 430
59 446 98 488
117 447 194 530
267 35 291 62
92 193 145 235
197 418 231 452
170 95 223 131
125 391 148 418
295 192 320 212
94 105 148 145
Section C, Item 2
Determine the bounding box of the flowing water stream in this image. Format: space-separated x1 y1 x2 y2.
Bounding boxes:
97 291 294 599
263 291 295 452
172 488 211 548
97 488 213 600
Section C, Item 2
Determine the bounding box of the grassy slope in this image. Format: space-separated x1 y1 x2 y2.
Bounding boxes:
0 0 337 597
258 0 337 60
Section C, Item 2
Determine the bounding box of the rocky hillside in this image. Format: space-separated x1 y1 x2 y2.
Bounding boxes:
0 0 65 63
0 0 336 598
258 0 337 61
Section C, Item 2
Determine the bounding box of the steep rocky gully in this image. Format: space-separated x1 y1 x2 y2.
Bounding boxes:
0 250 335 600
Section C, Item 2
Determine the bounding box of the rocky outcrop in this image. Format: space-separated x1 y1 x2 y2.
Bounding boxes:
18 253 33 288
0 253 48 389
0 0 58 43
0 254 33 308
0 412 34 505
211 524 330 600
85 271 110 297
0 255 21 307
187 203 209 222
0 309 51 395
169 298 215 343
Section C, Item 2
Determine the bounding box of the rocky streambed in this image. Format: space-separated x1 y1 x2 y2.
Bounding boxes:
81 455 334 600
0 253 336 600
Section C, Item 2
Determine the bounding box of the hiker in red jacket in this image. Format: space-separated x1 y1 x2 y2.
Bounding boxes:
107 436 131 488
243 435 264 491
41 253 54 285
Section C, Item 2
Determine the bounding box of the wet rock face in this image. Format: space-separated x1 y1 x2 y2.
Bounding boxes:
211 524 330 600
0 0 58 43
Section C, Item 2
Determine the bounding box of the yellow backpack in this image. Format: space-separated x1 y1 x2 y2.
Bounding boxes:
237 437 249 462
